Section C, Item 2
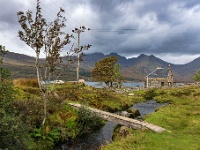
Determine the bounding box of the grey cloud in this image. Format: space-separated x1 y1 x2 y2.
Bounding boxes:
85 0 200 56
157 31 200 54
88 0 133 28
183 0 200 8
1 0 200 64
0 0 37 31
0 1 21 29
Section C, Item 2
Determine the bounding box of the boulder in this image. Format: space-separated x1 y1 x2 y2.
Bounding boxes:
120 111 131 117
54 80 64 84
128 93 134 96
78 79 85 83
127 107 141 117
112 125 130 141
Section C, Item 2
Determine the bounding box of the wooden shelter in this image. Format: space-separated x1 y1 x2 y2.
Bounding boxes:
146 64 174 88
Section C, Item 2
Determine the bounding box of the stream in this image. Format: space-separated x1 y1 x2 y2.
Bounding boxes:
56 100 165 150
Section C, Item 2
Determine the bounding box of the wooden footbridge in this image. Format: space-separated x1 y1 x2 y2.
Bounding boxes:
68 103 167 133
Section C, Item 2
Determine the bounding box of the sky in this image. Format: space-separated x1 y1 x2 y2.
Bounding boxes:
1 0 200 64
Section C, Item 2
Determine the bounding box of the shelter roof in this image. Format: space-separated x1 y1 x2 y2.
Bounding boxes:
147 67 168 78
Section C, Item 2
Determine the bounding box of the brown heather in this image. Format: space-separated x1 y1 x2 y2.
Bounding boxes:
14 78 38 87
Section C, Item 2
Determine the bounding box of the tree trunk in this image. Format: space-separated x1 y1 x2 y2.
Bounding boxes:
42 92 47 125
35 51 47 125
35 53 42 91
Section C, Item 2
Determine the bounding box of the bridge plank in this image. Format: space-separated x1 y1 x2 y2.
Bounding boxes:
69 103 167 133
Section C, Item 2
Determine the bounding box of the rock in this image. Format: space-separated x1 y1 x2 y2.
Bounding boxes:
136 116 143 121
127 107 141 117
54 80 64 84
128 93 134 96
78 79 85 83
120 111 131 117
112 125 130 141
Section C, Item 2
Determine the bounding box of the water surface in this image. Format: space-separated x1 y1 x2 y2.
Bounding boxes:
84 81 144 88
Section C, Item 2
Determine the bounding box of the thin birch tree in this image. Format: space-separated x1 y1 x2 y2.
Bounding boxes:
17 0 74 125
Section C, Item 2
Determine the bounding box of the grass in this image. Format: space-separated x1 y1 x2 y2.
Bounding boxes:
12 79 145 144
53 82 143 112
13 79 200 149
13 78 41 100
103 131 200 150
13 79 144 111
102 86 200 150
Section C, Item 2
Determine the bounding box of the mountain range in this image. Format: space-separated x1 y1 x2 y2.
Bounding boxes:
3 52 200 82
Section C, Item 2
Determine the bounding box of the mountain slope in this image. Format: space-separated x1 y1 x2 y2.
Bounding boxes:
2 52 200 82
4 52 35 66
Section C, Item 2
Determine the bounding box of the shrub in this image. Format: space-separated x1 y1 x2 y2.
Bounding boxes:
77 106 105 135
0 48 34 149
0 113 34 150
12 99 43 128
170 88 193 97
142 88 157 100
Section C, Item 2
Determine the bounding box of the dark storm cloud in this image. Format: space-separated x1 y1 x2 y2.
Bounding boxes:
156 30 200 54
85 0 200 59
88 0 134 28
1 0 200 64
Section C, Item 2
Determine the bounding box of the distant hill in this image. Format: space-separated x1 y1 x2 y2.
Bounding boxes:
3 52 200 82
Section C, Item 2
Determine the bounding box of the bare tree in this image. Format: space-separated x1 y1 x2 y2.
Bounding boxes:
17 0 73 125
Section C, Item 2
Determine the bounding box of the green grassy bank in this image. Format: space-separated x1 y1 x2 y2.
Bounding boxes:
102 86 200 150
8 78 200 150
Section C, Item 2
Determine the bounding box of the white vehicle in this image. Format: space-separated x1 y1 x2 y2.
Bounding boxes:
54 80 64 84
